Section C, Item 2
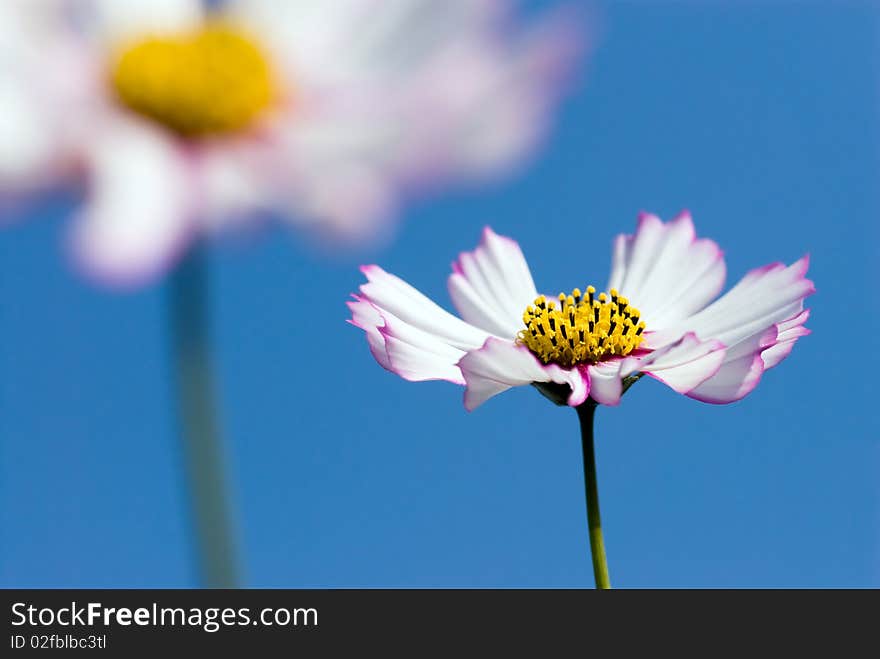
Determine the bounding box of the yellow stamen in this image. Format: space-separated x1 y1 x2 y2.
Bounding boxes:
110 21 276 137
518 286 646 366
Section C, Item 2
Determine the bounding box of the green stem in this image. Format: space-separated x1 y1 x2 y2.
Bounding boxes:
169 246 240 588
576 400 611 589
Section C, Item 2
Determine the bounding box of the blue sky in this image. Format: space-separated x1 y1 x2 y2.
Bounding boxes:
1 1 878 587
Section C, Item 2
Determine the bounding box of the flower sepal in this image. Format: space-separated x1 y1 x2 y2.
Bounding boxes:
531 381 572 406
532 373 644 407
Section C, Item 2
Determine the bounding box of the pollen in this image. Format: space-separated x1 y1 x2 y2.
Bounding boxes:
518 286 646 367
110 22 276 137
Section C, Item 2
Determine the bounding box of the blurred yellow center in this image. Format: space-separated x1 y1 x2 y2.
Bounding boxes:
518 286 646 367
110 22 275 137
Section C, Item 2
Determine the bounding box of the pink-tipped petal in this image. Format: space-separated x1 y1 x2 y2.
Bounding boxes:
565 366 590 407
760 309 811 370
683 325 779 404
346 296 392 371
760 330 808 371
379 314 467 384
587 361 624 406
360 264 490 350
640 333 727 395
458 337 589 411
606 211 726 329
656 256 814 350
686 354 766 405
643 256 813 402
677 285 810 404
351 265 491 386
348 295 468 384
448 227 538 337
774 308 811 334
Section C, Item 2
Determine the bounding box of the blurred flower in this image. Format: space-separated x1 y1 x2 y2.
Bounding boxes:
0 0 580 285
349 212 813 410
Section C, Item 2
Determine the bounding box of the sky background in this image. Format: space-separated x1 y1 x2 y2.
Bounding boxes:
2 1 879 588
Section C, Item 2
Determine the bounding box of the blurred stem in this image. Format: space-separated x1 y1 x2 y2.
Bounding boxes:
576 400 610 589
169 246 240 588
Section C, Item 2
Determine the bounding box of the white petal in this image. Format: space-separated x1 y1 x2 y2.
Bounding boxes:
228 0 373 82
446 273 512 339
644 258 813 406
447 227 538 337
249 1 503 80
287 162 398 241
0 0 64 54
380 312 468 385
359 265 490 350
608 213 665 297
347 296 392 371
606 233 630 296
0 0 97 188
70 115 194 285
640 333 727 395
684 325 780 405
349 292 474 384
680 291 811 405
348 294 469 384
88 0 203 41
0 80 56 186
192 142 275 229
415 8 579 176
607 212 726 330
353 265 495 384
759 334 805 371
686 354 766 404
775 308 810 335
265 107 406 239
655 257 814 349
250 1 578 238
587 361 625 406
761 310 811 370
586 332 726 403
458 337 588 411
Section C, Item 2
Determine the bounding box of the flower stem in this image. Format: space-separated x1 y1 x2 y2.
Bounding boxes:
576 400 611 589
169 246 240 588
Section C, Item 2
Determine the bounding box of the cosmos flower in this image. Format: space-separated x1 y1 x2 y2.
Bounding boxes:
349 212 813 410
0 0 579 284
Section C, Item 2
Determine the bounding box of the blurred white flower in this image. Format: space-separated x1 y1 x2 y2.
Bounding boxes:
0 0 581 285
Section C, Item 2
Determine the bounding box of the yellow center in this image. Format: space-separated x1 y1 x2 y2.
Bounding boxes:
110 22 275 137
518 286 646 367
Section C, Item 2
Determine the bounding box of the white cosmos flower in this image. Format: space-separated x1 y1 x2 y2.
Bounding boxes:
0 0 579 285
349 212 814 410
